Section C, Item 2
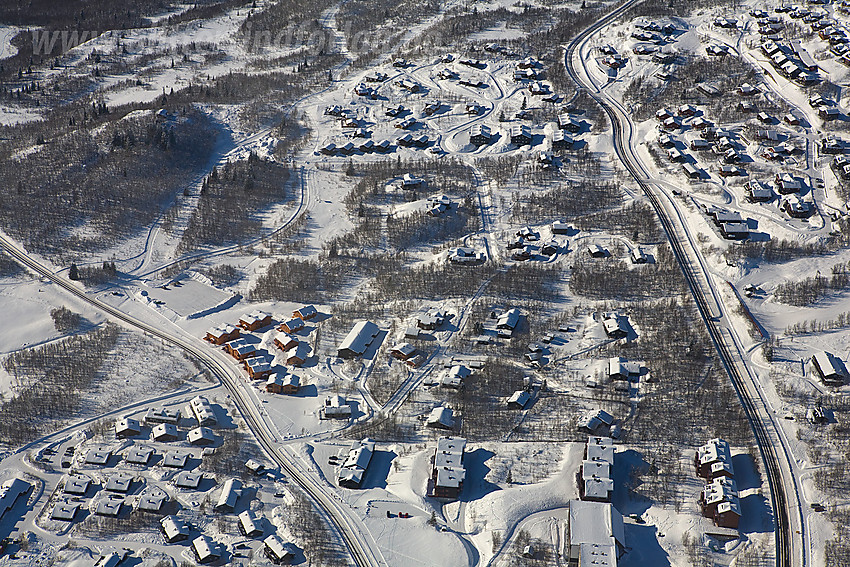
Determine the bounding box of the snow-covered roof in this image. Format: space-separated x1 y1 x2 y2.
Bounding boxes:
338 321 381 356
569 500 625 549
427 406 455 429
216 478 242 511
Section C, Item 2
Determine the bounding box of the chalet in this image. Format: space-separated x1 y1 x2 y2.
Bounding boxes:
552 221 571 234
497 308 521 332
809 351 847 386
401 173 425 190
694 438 733 478
426 406 455 429
238 510 263 538
115 417 141 439
691 116 711 130
736 101 756 113
359 140 375 153
364 71 388 82
441 365 471 389
286 342 310 366
528 81 550 95
689 138 710 151
404 326 420 339
510 125 532 146
683 163 701 179
205 324 240 345
338 438 375 489
745 181 773 202
697 82 722 97
216 478 242 512
707 207 742 226
321 395 352 419
397 133 415 147
700 477 741 528
774 173 801 194
245 357 274 380
337 321 381 359
714 16 738 28
188 426 216 446
737 83 759 96
437 68 458 80
246 459 265 476
630 247 647 264
720 222 749 240
192 535 222 564
587 244 607 258
239 310 272 331
448 247 484 264
757 111 772 124
162 451 189 469
469 124 492 146
677 104 697 117
138 488 168 513
429 437 466 499
278 318 304 334
354 83 376 98
152 423 179 442
51 501 79 521
161 515 190 543
459 58 484 68
608 357 641 380
541 239 559 256
105 473 133 493
174 471 202 489
338 142 356 155
514 68 537 81
319 142 337 155
385 104 405 117
395 78 420 92
144 407 180 426
756 129 780 142
658 134 675 148
94 498 122 517
552 130 574 150
264 534 297 564
821 137 846 154
718 165 741 177
393 58 409 68
706 44 729 56
190 396 217 426
662 116 681 130
225 338 257 361
390 342 417 361
124 445 154 466
465 102 481 115
417 310 446 330
602 314 627 339
272 373 299 394
819 106 841 120
274 332 298 352
667 147 685 162
507 390 531 409
559 114 582 133
655 108 673 121
652 51 676 64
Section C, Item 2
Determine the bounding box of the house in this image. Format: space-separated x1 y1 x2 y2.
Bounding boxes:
152 423 179 442
124 445 154 466
390 342 417 361
174 471 202 489
426 406 455 429
558 114 582 133
338 438 375 488
470 124 492 146
689 138 710 151
373 139 391 152
512 246 533 261
745 181 773 202
286 343 310 367
216 478 242 512
144 407 180 426
188 426 216 446
204 324 240 345
694 438 732 478
552 130 573 150
630 247 647 264
781 195 814 218
94 498 122 517
225 338 257 361
192 535 222 564
293 305 318 320
245 357 274 380
51 501 79 521
441 365 471 389
238 510 263 538
567 501 626 562
359 140 375 153
552 221 572 234
266 373 299 394
319 142 337 155
677 104 697 117
700 477 741 528
246 459 266 476
736 101 757 113
809 351 847 386
580 460 613 502
608 357 641 380
321 395 352 419
162 451 189 469
507 390 531 409
510 125 532 146
429 437 466 499
497 308 521 331
278 318 304 334
718 165 741 178
274 332 298 352
774 173 801 194
337 321 381 359
784 113 800 126
417 310 445 330
541 240 559 256
190 396 216 426
161 515 190 543
105 473 133 493
662 116 681 130
0 477 30 521
400 173 425 190
448 247 484 264
239 310 272 331
404 326 420 339
528 81 549 95
691 116 711 130
115 417 141 439
682 163 701 179
819 106 841 120
737 83 759 96
264 535 297 564
137 487 169 513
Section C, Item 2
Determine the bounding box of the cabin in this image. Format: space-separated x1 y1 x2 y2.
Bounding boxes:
608 357 641 380
124 445 154 466
286 343 310 366
215 478 242 512
239 310 272 331
188 426 216 446
152 423 179 442
507 390 531 409
689 138 710 151
774 173 801 194
390 343 417 361
694 438 732 478
144 407 180 426
338 439 375 489
293 305 318 321
602 314 628 339
448 247 484 264
162 451 189 469
0 478 31 520
174 471 202 489
204 324 240 345
274 332 298 352
631 247 648 264
587 244 607 258
51 501 79 521
115 417 141 439
417 310 446 330
264 535 297 564
321 395 352 419
94 498 122 517
552 130 574 150
745 181 773 202
781 196 814 218
137 488 169 513
426 406 455 430
192 536 222 564
190 396 217 426
558 113 582 133
105 473 133 494
401 173 425 190
720 222 749 240
809 351 847 386
225 338 256 361
278 318 304 334
441 365 471 389
238 510 263 538
245 357 274 380
337 321 381 359
161 515 190 543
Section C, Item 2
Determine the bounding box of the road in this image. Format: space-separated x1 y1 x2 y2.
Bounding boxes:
564 3 803 567
0 233 386 567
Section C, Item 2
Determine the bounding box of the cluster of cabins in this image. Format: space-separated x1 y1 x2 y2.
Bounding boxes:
760 40 820 87
206 306 318 393
338 438 375 489
695 438 741 529
427 437 467 499
704 206 750 240
389 342 425 368
578 436 615 503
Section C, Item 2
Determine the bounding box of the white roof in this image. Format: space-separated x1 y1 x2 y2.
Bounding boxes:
579 543 617 566
436 465 466 488
162 451 188 468
0 477 30 517
338 321 381 355
508 390 531 407
264 534 296 560
138 488 168 512
192 535 221 561
216 478 242 510
569 500 625 548
174 471 202 489
238 510 262 535
125 445 154 464
497 308 521 329
161 515 189 540
427 406 454 428
812 351 844 378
